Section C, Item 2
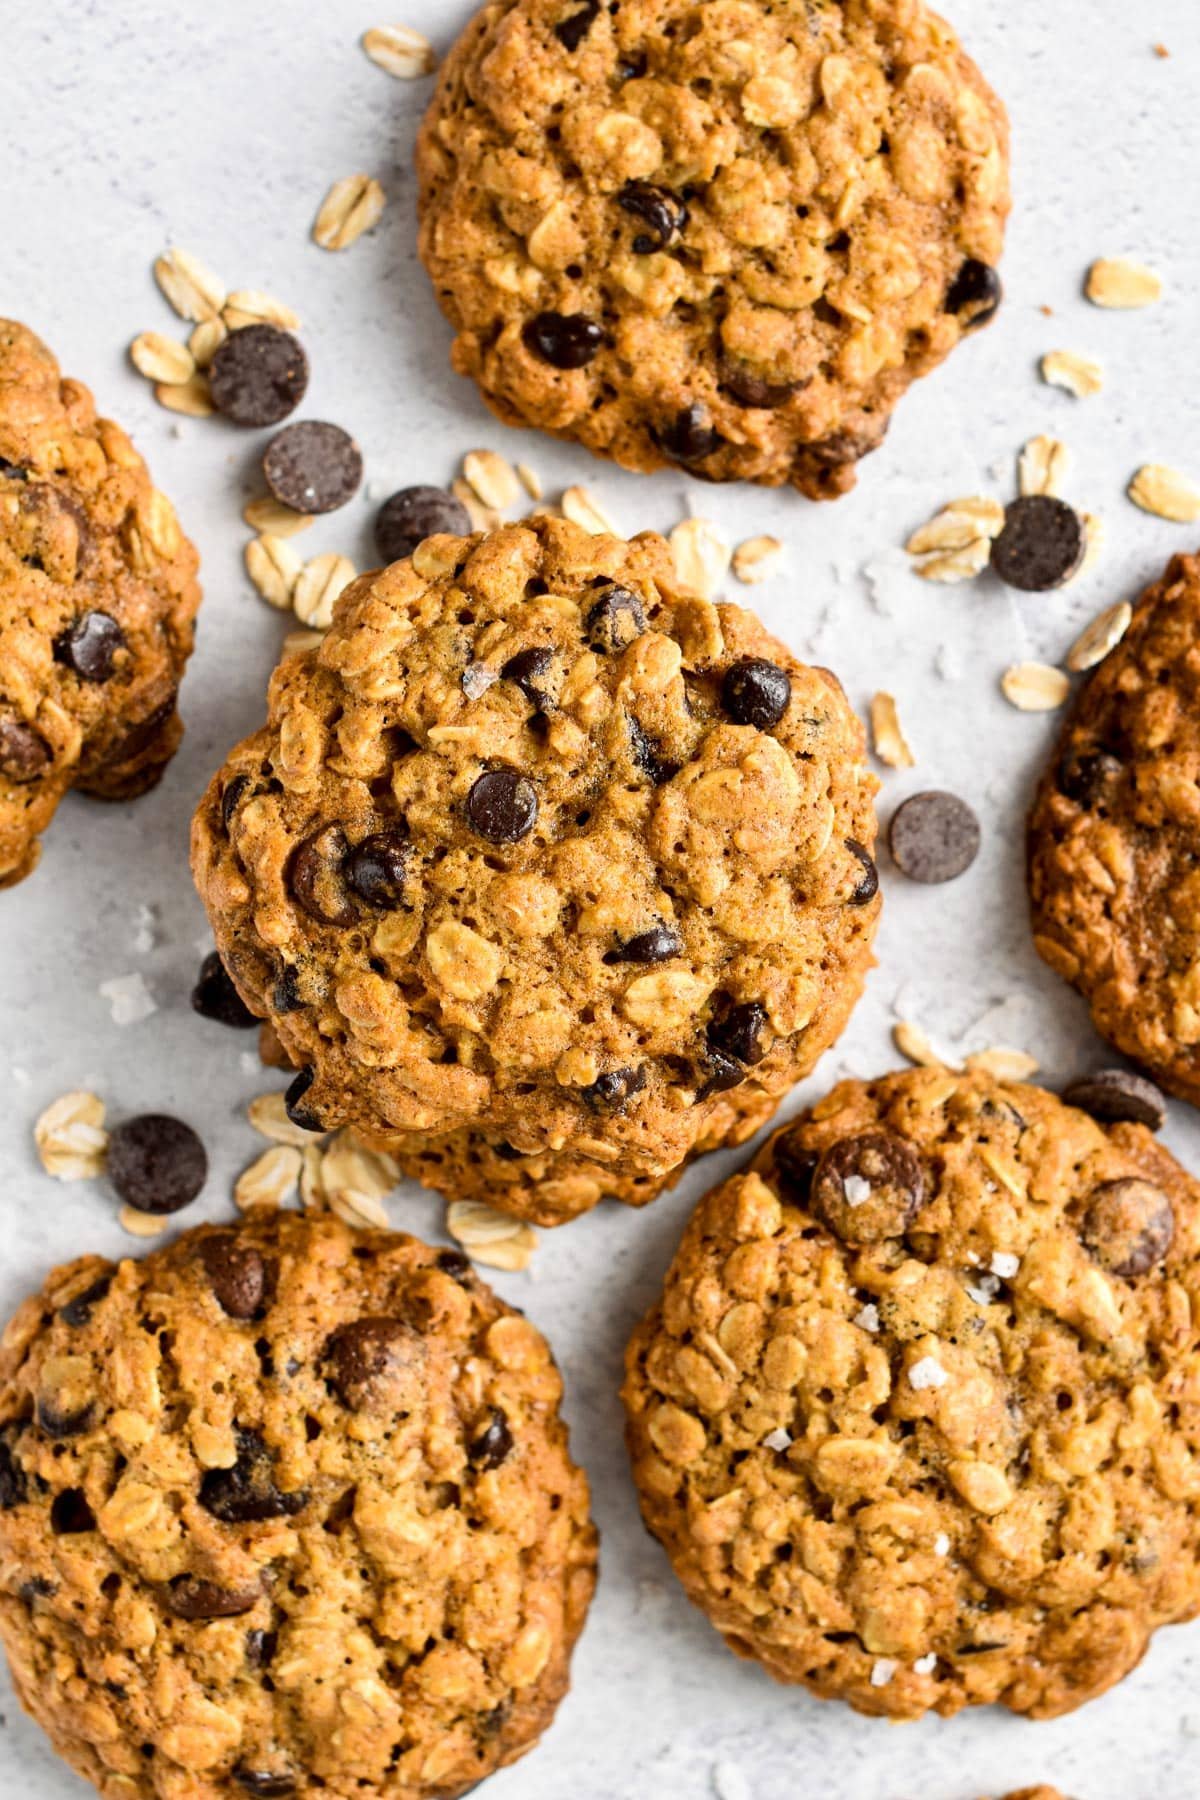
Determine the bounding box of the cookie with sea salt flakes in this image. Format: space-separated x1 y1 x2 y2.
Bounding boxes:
0 319 200 885
624 1065 1200 1720
416 0 1009 498
191 514 880 1225
0 1211 596 1800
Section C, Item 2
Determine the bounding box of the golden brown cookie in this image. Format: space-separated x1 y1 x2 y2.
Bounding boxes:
624 1066 1200 1720
1029 551 1200 1108
0 320 201 886
191 516 880 1225
416 0 1009 498
0 1212 596 1799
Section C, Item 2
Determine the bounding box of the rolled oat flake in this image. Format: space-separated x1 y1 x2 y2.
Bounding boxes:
264 421 363 514
889 791 981 884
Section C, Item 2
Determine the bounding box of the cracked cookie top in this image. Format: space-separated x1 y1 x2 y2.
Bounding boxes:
191 517 880 1201
1029 552 1200 1108
417 0 1009 497
0 1212 596 1800
0 319 201 886
624 1066 1200 1721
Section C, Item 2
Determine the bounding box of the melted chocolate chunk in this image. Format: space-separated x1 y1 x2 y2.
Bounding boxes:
618 182 688 252
167 1576 261 1620
192 951 258 1028
199 1235 275 1321
289 825 355 926
344 830 410 910
200 1427 308 1523
58 1275 113 1328
468 1409 514 1470
845 837 879 905
585 584 645 653
522 312 605 370
583 1066 646 1111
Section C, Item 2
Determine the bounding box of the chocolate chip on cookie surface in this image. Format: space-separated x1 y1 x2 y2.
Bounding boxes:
624 1065 1200 1721
0 1212 596 1799
416 0 1009 498
191 515 880 1225
1029 553 1200 1107
0 319 201 886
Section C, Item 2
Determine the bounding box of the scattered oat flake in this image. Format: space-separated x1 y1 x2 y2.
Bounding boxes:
299 1143 327 1212
283 627 326 659
243 495 313 538
562 484 621 537
99 973 156 1026
463 449 520 513
1041 349 1104 398
1086 257 1163 309
910 535 992 584
188 318 227 370
155 373 214 418
762 1427 793 1453
853 1302 880 1334
892 1021 945 1068
991 1251 1021 1279
1076 511 1105 579
246 534 303 610
870 1659 898 1688
965 1047 1040 1080
1001 661 1071 713
222 289 301 333
1018 434 1070 499
294 553 357 629
362 24 437 78
713 1761 753 1800
236 1145 302 1213
154 247 226 322
452 477 501 533
670 517 730 600
130 331 195 386
313 175 387 251
248 1092 327 1148
320 1132 398 1231
119 1204 168 1239
913 1653 938 1676
906 495 1004 558
1066 600 1132 672
35 1091 108 1181
870 691 915 770
1128 464 1200 523
732 534 784 585
909 1356 949 1391
516 462 543 501
447 1200 538 1272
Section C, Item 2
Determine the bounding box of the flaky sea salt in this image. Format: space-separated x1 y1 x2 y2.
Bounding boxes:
991 1251 1021 1279
99 972 157 1026
713 1760 752 1800
913 1653 937 1675
870 1659 897 1688
762 1427 793 1453
934 1532 951 1556
909 1356 949 1391
965 1272 1001 1305
843 1174 871 1206
853 1302 881 1333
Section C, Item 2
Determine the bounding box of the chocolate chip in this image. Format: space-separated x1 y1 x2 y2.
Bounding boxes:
37 1392 94 1439
722 659 792 729
604 925 683 965
945 259 1003 329
466 770 538 843
323 1318 424 1413
585 584 645 653
54 612 125 682
107 1116 207 1216
263 421 363 515
554 0 600 51
221 773 252 832
285 1068 322 1133
200 1427 308 1523
18 1577 56 1603
1083 1178 1175 1277
627 716 677 784
209 325 309 428
437 1248 473 1282
0 456 28 481
289 825 355 926
58 1275 113 1328
990 496 1085 592
845 838 879 905
661 403 722 463
522 312 605 370
468 1408 513 1470
274 966 305 1014
721 361 802 409
618 181 688 252
199 1235 274 1320
812 1131 927 1244
1063 1070 1167 1133
583 1066 646 1110
1058 749 1123 809
50 1488 95 1534
166 1576 261 1621
344 830 410 910
245 1628 277 1668
774 1133 820 1202
502 646 555 710
192 952 258 1028
888 791 980 884
374 485 471 564
0 719 51 783
233 1771 297 1798
707 1001 769 1068
0 1434 26 1509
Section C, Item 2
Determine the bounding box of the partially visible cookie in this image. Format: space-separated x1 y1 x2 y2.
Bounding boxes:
1029 552 1200 1106
0 1211 596 1800
624 1066 1200 1720
0 320 201 886
192 516 880 1225
417 0 1009 497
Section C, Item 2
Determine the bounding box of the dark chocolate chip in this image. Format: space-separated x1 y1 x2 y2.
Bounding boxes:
58 1275 113 1328
209 325 309 428
323 1318 424 1413
722 659 792 729
221 773 252 832
468 1408 513 1471
166 1575 261 1621
627 716 678 784
1083 1178 1175 1277
192 952 258 1028
54 612 125 682
618 182 688 252
945 259 1003 329
805 420 889 469
233 1771 297 1798
522 312 605 370
344 830 410 910
990 496 1085 592
50 1488 96 1533
707 1001 769 1068
200 1426 308 1523
811 1131 927 1245
774 1134 820 1202
554 0 600 51
699 1048 744 1095
888 791 980 884
1063 1070 1167 1133
0 719 51 783
583 1066 646 1110
466 769 539 843
721 362 802 409
285 1068 322 1133
289 824 355 926
37 1393 94 1439
263 421 363 515
604 925 683 965
107 689 178 765
274 966 305 1015
107 1115 207 1216
661 403 722 463
845 838 879 905
0 1434 27 1509
585 585 645 653
437 1248 473 1282
502 646 555 710
1058 749 1123 809
374 485 471 564
0 456 28 481
245 1628 277 1668
199 1235 274 1321
18 1577 56 1603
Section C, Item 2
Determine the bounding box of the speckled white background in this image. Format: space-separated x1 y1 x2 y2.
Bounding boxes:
1 4 1199 1797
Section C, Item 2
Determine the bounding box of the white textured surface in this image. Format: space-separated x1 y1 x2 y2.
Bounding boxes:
1 5 1199 1798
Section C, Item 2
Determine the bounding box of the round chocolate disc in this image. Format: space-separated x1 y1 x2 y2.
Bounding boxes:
990 496 1086 592
210 325 309 428
263 422 363 515
888 791 981 884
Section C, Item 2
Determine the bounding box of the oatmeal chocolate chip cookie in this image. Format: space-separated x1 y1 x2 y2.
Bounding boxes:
416 0 1009 499
191 516 880 1225
1029 552 1200 1108
624 1066 1200 1721
0 320 201 886
0 1212 596 1800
